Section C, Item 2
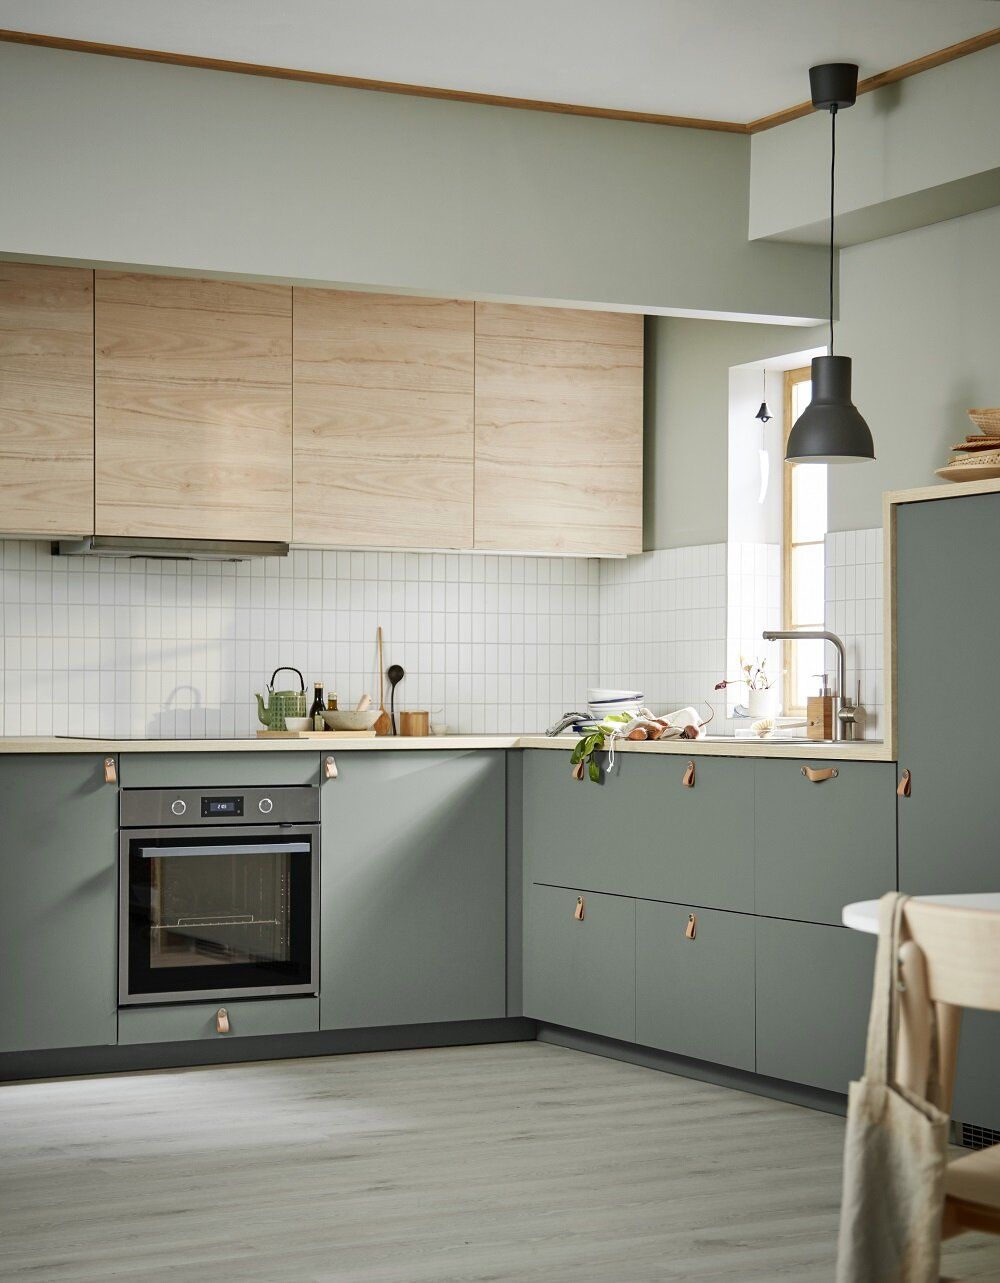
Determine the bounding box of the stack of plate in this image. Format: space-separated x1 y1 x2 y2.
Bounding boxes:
587 688 644 719
937 410 1000 482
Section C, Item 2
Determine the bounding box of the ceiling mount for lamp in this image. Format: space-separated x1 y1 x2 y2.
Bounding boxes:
785 62 875 466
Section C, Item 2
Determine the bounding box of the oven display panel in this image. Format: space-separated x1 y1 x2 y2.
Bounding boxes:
200 795 244 818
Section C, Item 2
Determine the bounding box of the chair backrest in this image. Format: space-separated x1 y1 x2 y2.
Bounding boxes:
903 900 1000 1014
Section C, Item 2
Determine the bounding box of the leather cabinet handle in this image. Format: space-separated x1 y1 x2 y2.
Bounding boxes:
685 913 697 940
682 761 695 788
103 757 117 784
324 755 338 780
897 768 911 798
216 1008 230 1035
801 765 838 783
574 896 585 921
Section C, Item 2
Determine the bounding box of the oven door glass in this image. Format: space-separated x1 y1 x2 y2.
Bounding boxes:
123 826 317 1002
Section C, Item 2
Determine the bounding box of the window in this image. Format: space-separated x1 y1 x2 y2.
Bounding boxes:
783 367 827 714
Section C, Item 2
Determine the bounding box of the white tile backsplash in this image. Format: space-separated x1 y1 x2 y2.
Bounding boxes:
825 527 884 738
598 544 729 731
0 529 886 740
0 542 599 737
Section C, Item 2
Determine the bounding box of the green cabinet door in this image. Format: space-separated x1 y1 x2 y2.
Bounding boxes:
523 883 636 1043
755 760 897 925
523 749 754 911
0 754 118 1052
896 494 1000 894
756 917 875 1095
635 900 755 1071
319 750 506 1030
895 493 1000 1129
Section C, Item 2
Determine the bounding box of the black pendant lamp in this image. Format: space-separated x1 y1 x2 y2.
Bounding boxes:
754 368 772 423
785 63 875 465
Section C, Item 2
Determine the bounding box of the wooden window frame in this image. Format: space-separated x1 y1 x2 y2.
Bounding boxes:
782 366 822 715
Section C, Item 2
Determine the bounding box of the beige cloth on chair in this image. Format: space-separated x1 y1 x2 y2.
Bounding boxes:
836 892 950 1283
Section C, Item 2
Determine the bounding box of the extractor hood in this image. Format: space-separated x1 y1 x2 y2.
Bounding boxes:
55 536 289 562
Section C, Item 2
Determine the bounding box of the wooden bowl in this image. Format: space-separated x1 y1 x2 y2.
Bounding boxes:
968 408 1000 433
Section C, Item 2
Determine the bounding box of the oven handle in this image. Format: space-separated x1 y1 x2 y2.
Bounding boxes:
139 841 311 859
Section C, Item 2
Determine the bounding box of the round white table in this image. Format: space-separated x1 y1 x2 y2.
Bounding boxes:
843 892 1000 934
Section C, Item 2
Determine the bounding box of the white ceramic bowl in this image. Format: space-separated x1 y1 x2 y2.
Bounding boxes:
283 716 312 732
321 709 380 731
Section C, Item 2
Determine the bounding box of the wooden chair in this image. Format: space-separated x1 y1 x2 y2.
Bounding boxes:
896 899 1000 1244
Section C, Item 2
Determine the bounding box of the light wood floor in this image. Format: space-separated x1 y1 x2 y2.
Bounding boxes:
3 1041 1000 1282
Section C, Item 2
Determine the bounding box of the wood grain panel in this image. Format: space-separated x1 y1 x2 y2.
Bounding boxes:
95 273 291 541
293 289 474 548
0 262 94 536
474 303 643 555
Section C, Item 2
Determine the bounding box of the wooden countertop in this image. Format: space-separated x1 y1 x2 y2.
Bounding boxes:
0 734 891 760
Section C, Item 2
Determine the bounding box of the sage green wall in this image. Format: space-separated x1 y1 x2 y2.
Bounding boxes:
750 44 1000 246
829 203 1000 532
0 42 827 321
643 316 824 548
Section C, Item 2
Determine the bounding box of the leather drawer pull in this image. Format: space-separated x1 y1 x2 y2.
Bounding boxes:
682 761 695 788
103 756 117 784
801 765 838 783
216 1008 230 1035
685 913 697 940
897 768 911 798
324 755 338 780
574 896 585 921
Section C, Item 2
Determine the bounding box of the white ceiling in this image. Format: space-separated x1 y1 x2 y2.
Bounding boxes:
0 0 997 122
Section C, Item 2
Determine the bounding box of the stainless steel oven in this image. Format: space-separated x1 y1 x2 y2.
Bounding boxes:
119 786 319 1005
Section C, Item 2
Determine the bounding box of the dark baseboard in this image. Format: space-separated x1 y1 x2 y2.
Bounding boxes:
1 1016 846 1121
537 1023 848 1118
0 1017 537 1083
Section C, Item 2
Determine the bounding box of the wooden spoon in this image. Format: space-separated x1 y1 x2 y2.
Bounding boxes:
373 627 391 736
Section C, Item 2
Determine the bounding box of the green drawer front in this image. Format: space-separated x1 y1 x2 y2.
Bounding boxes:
120 752 319 788
523 750 753 912
118 997 320 1045
754 760 896 925
524 884 635 1043
635 900 755 1072
755 917 874 1095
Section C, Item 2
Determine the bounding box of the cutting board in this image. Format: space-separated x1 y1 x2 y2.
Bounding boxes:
256 730 376 739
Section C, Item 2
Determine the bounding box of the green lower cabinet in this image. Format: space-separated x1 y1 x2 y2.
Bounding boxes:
0 755 119 1053
754 760 897 926
524 884 636 1043
320 750 507 1030
755 916 875 1094
635 901 755 1071
523 749 753 911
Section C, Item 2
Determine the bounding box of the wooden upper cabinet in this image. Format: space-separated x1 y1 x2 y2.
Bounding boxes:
474 304 643 555
95 273 292 541
293 289 474 548
0 263 94 537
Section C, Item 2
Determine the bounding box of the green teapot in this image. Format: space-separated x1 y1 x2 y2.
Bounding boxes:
255 667 306 731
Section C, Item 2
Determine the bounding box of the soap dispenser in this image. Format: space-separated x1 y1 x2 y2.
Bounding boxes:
807 674 835 741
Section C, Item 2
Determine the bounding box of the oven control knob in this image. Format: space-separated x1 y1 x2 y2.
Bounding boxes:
170 799 186 816
258 797 274 815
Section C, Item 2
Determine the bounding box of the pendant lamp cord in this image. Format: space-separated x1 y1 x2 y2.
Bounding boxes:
829 105 837 355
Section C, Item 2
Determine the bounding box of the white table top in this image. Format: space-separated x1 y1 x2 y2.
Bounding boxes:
843 893 1000 934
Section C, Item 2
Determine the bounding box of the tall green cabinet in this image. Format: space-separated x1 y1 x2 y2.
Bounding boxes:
896 491 1000 1129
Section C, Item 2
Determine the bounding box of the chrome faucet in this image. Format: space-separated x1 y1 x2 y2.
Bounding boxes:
761 629 860 740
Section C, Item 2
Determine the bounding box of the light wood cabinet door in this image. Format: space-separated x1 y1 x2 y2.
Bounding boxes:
95 273 292 541
293 289 474 548
0 263 94 536
474 303 643 555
